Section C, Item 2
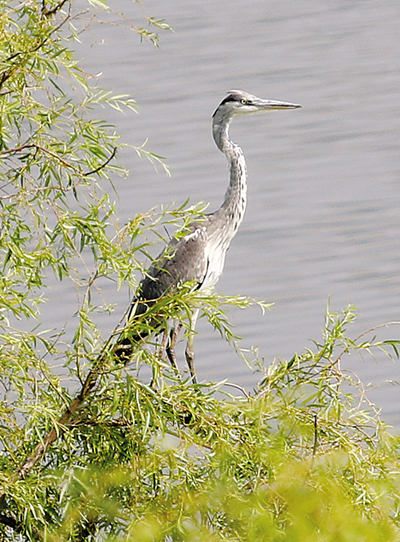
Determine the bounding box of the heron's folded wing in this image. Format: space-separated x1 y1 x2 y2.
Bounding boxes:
138 223 209 303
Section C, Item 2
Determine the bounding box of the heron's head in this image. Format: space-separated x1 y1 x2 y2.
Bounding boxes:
213 90 301 118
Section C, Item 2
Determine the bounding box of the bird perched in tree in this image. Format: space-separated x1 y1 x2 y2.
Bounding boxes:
114 90 301 382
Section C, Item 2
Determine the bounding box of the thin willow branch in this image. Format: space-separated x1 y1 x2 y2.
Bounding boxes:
0 143 117 178
0 12 72 90
84 146 117 176
42 0 69 18
331 321 400 367
2 361 104 492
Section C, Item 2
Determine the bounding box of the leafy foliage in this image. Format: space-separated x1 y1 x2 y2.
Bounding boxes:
0 2 400 541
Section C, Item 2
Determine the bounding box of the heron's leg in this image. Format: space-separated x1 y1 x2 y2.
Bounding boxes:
150 332 169 388
166 323 182 375
156 331 168 359
185 309 199 384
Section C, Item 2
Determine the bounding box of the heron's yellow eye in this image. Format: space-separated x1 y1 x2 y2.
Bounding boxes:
241 99 247 105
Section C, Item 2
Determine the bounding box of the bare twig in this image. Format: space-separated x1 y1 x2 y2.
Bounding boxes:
83 146 117 176
223 382 250 398
42 0 69 18
331 321 400 368
0 143 117 178
312 414 318 457
353 321 400 343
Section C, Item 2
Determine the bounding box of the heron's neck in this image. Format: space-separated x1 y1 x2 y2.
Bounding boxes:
212 113 247 234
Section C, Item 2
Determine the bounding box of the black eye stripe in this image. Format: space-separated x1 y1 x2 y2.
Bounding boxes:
221 95 252 106
220 95 236 105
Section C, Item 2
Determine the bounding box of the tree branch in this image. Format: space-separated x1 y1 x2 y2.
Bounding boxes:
0 10 71 90
4 362 103 491
0 143 117 178
42 0 69 18
0 299 131 498
83 146 117 176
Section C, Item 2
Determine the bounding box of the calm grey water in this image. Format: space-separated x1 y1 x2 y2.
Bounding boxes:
64 1 400 424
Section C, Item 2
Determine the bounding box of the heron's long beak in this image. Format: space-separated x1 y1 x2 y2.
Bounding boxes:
258 99 302 110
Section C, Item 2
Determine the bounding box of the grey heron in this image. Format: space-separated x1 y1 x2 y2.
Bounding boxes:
115 90 301 382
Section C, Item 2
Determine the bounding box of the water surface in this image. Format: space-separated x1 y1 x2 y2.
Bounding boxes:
66 0 400 425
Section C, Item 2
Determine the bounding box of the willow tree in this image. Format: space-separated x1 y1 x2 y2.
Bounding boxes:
1 2 400 542
0 0 177 537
